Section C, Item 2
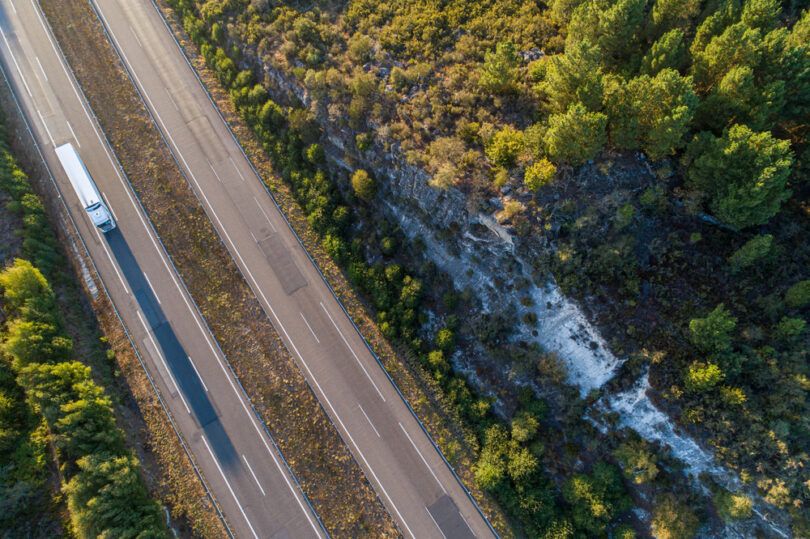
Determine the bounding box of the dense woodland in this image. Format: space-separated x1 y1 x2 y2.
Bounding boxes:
166 0 809 536
0 124 166 537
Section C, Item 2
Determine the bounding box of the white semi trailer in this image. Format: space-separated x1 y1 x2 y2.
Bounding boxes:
54 142 116 232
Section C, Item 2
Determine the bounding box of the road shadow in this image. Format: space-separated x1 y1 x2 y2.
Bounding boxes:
105 227 237 465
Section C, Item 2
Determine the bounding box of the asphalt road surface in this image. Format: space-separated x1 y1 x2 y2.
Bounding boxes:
0 0 497 536
0 1 325 537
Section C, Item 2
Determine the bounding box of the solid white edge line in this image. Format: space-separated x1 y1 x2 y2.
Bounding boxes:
253 196 277 233
136 310 191 415
93 227 129 294
100 192 118 221
142 271 162 305
65 119 79 146
187 355 208 392
425 506 448 539
399 422 447 494
0 26 32 98
242 454 266 496
8 0 16 14
320 301 386 402
34 55 47 81
200 435 259 539
358 403 380 438
300 312 320 344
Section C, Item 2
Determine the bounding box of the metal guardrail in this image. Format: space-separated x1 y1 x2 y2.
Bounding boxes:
147 2 499 536
0 52 234 538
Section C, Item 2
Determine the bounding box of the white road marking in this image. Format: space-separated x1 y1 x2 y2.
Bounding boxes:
242 454 266 496
320 301 386 402
0 27 32 98
187 356 208 392
399 422 446 494
35 55 47 81
100 192 118 221
129 25 142 49
201 435 259 539
358 404 380 438
300 312 319 343
165 87 179 110
143 271 161 305
93 227 128 294
458 510 474 536
208 160 223 182
65 120 79 146
253 196 277 233
136 310 190 415
35 108 54 146
230 156 245 182
425 506 448 539
8 0 16 14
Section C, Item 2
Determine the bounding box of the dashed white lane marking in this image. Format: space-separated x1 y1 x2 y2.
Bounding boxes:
129 25 142 49
242 454 266 496
230 156 245 182
208 159 223 182
35 55 47 81
201 435 259 539
358 403 380 438
320 301 386 402
165 87 179 110
100 192 118 221
136 310 190 415
35 108 54 146
66 120 79 146
187 356 208 392
143 271 161 305
253 196 277 233
399 422 446 494
300 312 320 343
93 227 128 295
425 506 448 539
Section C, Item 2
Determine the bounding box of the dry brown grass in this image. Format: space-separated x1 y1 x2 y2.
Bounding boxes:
38 0 396 536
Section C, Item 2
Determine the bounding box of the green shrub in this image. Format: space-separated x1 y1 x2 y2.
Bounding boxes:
524 159 556 191
351 169 377 201
714 487 753 522
785 280 810 309
728 234 772 273
689 304 736 354
435 328 456 350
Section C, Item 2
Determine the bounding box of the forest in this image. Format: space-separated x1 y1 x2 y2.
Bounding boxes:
0 124 166 537
164 0 809 535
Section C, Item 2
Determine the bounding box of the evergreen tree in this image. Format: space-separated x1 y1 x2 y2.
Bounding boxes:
640 29 687 75
686 124 792 227
479 41 522 95
540 39 605 113
545 103 607 165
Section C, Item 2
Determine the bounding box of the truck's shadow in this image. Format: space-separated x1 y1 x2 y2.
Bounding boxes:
105 227 237 466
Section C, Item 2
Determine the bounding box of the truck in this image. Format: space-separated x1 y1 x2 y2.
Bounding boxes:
54 142 116 232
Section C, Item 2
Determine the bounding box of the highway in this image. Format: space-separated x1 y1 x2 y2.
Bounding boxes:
1 0 497 536
0 1 325 538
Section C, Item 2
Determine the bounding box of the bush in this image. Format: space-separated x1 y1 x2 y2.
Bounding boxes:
689 304 736 354
562 462 631 536
351 169 376 201
524 159 556 191
785 280 810 309
714 487 753 522
651 493 700 539
728 234 772 273
485 126 523 168
435 328 456 350
684 362 724 392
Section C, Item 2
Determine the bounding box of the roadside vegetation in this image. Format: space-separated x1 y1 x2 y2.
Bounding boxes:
0 120 167 536
40 0 398 535
161 0 808 536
